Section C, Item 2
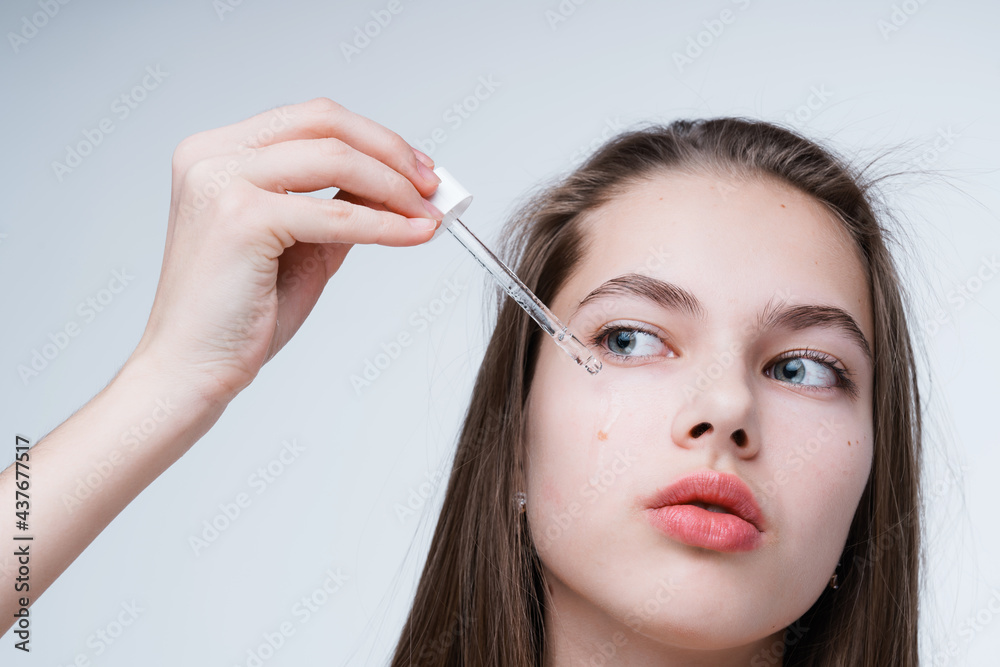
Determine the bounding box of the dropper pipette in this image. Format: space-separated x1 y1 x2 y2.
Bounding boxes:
427 168 602 376
447 218 601 374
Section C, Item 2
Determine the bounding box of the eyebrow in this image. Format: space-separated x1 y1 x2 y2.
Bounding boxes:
573 273 873 366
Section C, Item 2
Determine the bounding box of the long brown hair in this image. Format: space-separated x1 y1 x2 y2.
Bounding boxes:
390 118 923 666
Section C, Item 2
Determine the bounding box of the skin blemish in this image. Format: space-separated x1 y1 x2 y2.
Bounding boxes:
597 430 608 441
781 204 786 208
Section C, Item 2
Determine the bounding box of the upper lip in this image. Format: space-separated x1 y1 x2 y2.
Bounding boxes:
645 470 765 531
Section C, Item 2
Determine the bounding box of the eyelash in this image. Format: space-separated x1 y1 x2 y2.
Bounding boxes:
589 324 859 398
771 347 859 398
589 322 668 366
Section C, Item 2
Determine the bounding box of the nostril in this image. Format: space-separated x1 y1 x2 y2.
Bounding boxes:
733 429 748 447
691 422 712 438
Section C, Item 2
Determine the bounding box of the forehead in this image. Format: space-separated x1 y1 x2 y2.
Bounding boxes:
560 171 873 340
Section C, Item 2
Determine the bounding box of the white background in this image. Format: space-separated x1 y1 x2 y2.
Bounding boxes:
1 0 998 665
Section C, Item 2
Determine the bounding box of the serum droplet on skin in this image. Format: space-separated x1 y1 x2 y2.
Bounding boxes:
594 391 622 445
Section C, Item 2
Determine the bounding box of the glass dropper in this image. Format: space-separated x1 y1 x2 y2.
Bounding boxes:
447 218 602 375
426 167 601 376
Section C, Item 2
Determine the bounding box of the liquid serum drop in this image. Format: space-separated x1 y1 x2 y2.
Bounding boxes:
426 167 602 376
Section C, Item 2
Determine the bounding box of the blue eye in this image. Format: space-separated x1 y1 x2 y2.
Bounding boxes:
766 349 857 397
770 357 835 387
591 323 669 363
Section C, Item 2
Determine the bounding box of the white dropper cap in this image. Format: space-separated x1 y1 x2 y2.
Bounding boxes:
426 167 473 241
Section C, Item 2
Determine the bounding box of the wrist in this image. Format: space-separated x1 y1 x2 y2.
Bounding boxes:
113 350 234 439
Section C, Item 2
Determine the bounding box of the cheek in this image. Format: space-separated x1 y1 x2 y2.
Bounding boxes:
524 358 644 563
758 396 873 574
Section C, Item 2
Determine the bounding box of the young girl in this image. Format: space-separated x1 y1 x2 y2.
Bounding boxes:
0 98 922 666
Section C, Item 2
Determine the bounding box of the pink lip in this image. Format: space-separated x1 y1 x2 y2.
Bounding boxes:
644 470 765 552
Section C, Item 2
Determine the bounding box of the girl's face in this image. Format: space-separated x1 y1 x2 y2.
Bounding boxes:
524 171 875 664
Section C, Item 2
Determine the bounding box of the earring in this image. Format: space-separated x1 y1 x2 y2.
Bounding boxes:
828 561 841 590
514 491 526 513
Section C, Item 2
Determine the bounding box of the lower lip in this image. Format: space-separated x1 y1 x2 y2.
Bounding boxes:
647 505 762 552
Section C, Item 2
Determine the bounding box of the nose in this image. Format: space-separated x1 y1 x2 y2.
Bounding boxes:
671 363 760 459
687 421 751 450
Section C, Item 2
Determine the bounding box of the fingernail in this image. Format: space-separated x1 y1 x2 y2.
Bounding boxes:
412 146 435 169
416 159 441 186
423 198 444 219
410 217 438 231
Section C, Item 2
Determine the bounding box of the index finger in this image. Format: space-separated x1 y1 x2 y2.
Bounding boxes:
181 98 442 197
